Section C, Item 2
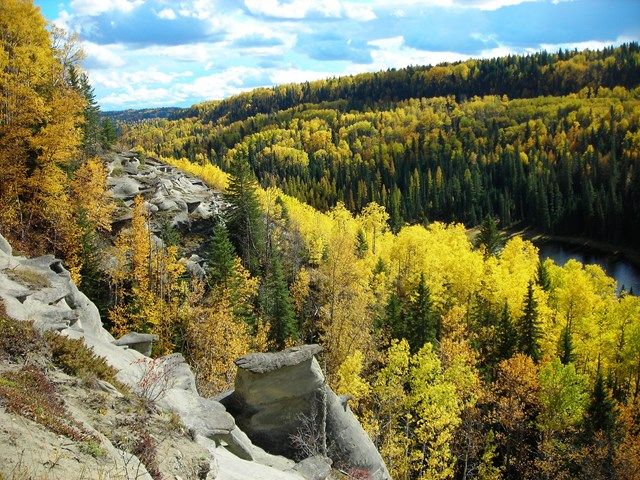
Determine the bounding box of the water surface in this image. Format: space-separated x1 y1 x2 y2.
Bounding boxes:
536 241 640 295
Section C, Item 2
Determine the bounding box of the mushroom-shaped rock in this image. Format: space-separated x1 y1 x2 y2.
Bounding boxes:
113 332 158 356
226 345 390 479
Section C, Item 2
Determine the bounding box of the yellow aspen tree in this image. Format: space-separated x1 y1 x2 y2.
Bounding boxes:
320 203 374 375
71 157 115 233
0 1 84 258
371 339 412 480
359 202 389 255
410 343 462 480
335 350 371 414
185 294 251 395
130 195 151 292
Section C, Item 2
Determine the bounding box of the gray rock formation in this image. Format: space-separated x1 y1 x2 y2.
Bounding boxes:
113 331 158 356
0 233 307 480
225 345 391 479
294 455 333 480
107 153 224 233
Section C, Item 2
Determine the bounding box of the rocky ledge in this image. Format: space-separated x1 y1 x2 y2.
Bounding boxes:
0 234 307 480
223 345 391 479
107 152 224 234
0 232 391 479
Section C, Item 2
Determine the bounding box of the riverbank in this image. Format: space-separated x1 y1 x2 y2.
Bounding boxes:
503 226 640 271
466 224 640 269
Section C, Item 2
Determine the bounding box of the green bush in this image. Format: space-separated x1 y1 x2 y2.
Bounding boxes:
0 306 45 361
46 332 127 393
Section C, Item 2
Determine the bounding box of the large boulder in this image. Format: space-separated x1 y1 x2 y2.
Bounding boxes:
225 345 391 479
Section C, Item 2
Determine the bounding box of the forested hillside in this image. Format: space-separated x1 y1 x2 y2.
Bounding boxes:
116 44 640 479
122 44 640 245
186 45 640 126
2 1 640 479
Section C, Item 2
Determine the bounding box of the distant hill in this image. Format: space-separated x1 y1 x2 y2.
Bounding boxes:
121 43 640 246
101 106 190 123
185 43 640 126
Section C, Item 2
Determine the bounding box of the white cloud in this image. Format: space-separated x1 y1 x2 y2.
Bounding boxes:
82 41 127 68
89 69 192 89
244 0 375 21
344 3 377 21
70 0 145 16
98 66 266 109
176 67 265 99
359 36 472 71
372 0 565 11
100 86 176 107
140 43 214 63
269 68 335 85
156 8 177 20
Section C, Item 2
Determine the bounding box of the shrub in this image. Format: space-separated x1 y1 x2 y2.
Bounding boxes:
0 365 95 442
132 429 161 480
0 307 45 361
46 332 127 393
4 267 51 289
79 440 106 458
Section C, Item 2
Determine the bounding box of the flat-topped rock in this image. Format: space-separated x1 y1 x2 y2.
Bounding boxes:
113 332 158 356
229 345 390 479
235 344 323 374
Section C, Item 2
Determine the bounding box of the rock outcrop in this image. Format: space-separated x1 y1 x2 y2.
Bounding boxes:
0 234 307 480
223 345 391 480
0 154 391 479
107 153 224 236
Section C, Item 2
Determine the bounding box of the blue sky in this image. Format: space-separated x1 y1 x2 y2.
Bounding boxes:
35 0 640 111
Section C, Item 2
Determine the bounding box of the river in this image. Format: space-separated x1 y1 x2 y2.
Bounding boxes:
536 241 640 295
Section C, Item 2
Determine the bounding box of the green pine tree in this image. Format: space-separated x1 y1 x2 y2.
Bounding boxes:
517 281 542 362
406 272 437 352
584 363 618 439
205 224 236 287
225 150 265 275
100 117 117 150
536 260 552 292
261 253 297 349
355 228 368 258
558 323 575 365
497 303 517 361
475 215 504 257
385 292 404 337
79 71 101 156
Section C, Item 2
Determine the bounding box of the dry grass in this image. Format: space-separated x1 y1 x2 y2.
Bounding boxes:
3 267 51 289
0 365 96 442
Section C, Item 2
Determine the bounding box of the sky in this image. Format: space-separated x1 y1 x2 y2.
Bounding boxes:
35 0 640 111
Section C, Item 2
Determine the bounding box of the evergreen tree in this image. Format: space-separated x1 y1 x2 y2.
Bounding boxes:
205 224 236 287
225 151 265 274
496 303 517 361
536 260 552 291
100 117 117 150
558 323 575 365
385 292 404 337
517 281 542 362
582 362 620 478
405 272 437 352
79 71 101 156
355 228 368 258
261 253 297 349
584 363 618 439
475 215 504 257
